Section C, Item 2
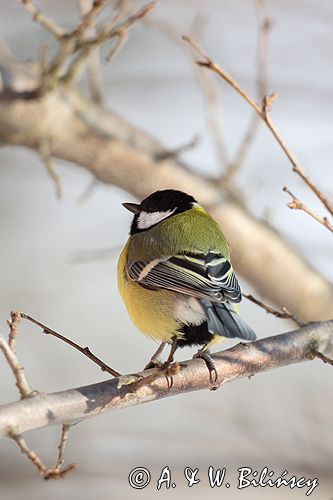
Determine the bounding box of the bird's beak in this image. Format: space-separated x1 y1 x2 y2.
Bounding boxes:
122 202 140 214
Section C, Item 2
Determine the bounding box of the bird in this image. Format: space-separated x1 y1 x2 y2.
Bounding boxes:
117 189 256 383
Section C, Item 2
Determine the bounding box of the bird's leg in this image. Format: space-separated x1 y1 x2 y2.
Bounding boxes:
160 337 178 389
193 346 218 384
164 337 178 366
144 342 166 370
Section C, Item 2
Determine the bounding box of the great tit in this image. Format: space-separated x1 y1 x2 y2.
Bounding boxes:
118 189 256 380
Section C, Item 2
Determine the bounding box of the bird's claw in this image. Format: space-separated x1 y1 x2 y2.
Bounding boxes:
159 361 181 389
193 350 218 386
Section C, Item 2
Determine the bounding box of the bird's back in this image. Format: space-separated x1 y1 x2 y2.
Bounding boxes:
128 206 230 262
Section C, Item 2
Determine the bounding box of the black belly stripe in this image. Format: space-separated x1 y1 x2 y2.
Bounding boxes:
177 321 214 348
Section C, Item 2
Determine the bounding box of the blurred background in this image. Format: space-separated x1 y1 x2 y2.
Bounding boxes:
0 0 332 498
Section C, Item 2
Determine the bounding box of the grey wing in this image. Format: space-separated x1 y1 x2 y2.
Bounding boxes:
128 250 242 303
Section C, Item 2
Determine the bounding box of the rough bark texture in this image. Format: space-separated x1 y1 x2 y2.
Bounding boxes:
0 87 332 321
0 320 332 437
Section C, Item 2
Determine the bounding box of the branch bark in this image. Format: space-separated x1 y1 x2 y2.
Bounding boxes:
0 321 332 437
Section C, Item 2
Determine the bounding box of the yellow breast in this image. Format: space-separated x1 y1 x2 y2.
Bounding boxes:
117 243 179 343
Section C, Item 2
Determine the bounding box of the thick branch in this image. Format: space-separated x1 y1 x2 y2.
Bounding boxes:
0 86 332 320
0 321 332 437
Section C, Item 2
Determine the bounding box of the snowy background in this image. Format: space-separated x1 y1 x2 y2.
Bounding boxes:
0 1 332 498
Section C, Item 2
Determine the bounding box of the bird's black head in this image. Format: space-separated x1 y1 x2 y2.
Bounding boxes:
123 189 197 235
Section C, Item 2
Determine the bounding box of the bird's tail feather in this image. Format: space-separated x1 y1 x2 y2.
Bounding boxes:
200 299 256 341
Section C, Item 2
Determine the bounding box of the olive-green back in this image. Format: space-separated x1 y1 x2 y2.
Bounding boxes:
128 207 230 262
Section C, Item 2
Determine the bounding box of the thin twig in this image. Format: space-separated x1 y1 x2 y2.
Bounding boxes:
155 135 199 161
145 16 228 168
20 0 147 93
7 311 21 353
39 44 49 77
74 0 110 38
183 34 261 111
79 0 104 104
110 0 131 25
188 15 228 169
244 293 305 327
55 424 71 469
312 350 333 367
30 0 108 90
255 0 272 99
39 138 62 199
291 166 333 217
106 31 128 62
224 0 273 181
185 24 230 168
20 313 121 378
77 178 100 204
283 186 333 234
64 2 156 84
9 431 76 480
21 0 65 39
10 432 48 476
3 309 76 479
0 336 36 398
183 34 333 218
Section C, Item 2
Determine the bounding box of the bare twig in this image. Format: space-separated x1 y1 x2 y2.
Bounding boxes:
155 135 199 161
39 0 110 89
10 432 48 476
20 313 121 378
21 0 154 93
39 44 49 77
74 0 110 37
184 27 229 168
224 0 273 181
145 16 228 168
0 336 35 398
21 0 65 39
255 0 272 99
0 321 332 438
64 2 156 84
7 311 21 353
244 293 305 327
224 114 260 183
283 186 333 234
77 178 100 204
106 30 128 62
79 0 104 103
291 167 333 218
312 350 333 367
39 138 63 199
2 311 76 478
55 424 71 469
183 35 260 114
184 35 333 218
188 16 228 169
9 430 76 480
110 0 131 25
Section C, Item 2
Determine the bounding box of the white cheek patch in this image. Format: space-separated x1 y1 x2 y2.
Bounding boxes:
137 209 176 229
